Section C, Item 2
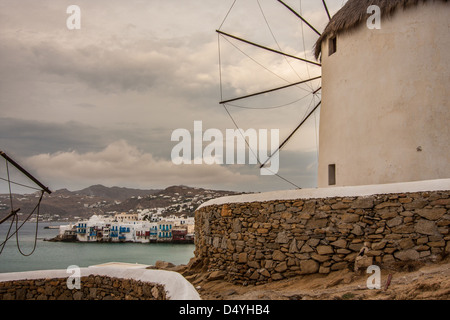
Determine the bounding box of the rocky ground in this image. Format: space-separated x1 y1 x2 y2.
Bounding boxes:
153 257 450 300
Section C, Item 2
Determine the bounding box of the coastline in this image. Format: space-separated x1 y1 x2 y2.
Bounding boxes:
45 234 194 244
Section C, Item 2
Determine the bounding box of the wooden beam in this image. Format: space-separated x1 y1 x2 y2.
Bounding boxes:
0 151 52 194
260 100 322 168
220 76 321 104
322 0 332 21
277 0 322 36
217 30 321 67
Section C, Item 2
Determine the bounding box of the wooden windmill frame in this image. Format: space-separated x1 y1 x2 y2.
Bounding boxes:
216 0 344 188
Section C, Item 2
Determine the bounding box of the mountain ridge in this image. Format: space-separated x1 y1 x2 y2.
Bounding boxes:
0 184 244 222
64 184 161 201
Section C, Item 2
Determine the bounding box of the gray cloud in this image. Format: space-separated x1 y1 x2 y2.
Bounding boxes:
23 140 260 192
0 0 345 193
30 40 176 93
0 117 172 159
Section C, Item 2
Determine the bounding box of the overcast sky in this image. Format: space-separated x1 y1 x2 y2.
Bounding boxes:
0 0 346 194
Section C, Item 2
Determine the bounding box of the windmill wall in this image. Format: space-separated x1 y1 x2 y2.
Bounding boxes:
194 180 450 284
317 1 450 188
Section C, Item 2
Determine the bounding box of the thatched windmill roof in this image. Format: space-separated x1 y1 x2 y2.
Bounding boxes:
314 0 448 59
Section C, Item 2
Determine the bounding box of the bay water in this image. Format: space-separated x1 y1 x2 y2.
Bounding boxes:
0 221 195 273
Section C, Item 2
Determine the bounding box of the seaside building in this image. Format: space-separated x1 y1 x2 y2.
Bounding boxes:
315 0 449 187
150 224 158 241
165 215 195 227
114 212 139 223
55 224 77 241
173 227 195 243
76 215 112 242
148 214 162 222
72 213 193 243
157 221 173 242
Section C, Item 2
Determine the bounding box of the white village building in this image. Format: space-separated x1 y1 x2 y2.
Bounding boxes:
73 212 194 243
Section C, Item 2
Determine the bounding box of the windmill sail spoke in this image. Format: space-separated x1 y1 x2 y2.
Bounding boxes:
0 209 20 226
260 100 322 169
0 150 50 257
216 30 321 67
322 0 332 21
277 0 322 37
216 2 327 189
220 76 321 105
0 151 51 195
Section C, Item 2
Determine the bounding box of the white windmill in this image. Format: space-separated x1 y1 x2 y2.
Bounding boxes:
217 0 449 189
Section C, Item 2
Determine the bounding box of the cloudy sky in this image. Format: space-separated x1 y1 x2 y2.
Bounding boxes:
0 0 346 194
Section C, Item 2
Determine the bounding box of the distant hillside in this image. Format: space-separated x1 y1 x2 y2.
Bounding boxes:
74 184 160 201
108 185 242 216
0 185 243 222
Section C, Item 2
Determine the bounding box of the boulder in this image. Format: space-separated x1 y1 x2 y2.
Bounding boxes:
317 245 334 255
387 216 403 228
416 208 446 221
352 197 374 209
155 260 175 269
275 262 288 273
300 260 319 274
331 239 347 249
415 219 439 236
238 252 248 264
342 213 360 223
208 270 226 281
275 231 290 244
394 249 420 261
272 250 286 261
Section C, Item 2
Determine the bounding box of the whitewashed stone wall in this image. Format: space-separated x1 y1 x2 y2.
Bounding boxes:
195 190 450 284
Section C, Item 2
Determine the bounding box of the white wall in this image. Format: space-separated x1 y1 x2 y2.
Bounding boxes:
318 1 450 187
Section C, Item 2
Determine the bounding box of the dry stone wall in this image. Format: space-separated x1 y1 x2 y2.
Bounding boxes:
0 275 167 300
195 190 450 284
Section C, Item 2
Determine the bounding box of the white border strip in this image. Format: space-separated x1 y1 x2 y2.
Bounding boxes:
198 179 450 209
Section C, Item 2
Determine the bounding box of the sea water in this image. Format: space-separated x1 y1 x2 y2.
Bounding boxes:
0 221 195 273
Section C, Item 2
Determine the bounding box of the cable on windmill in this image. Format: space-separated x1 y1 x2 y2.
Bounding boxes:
218 0 238 31
215 0 325 190
256 0 313 91
219 76 321 105
0 150 51 257
0 190 45 256
299 0 313 82
218 34 314 95
225 91 313 110
220 104 301 190
218 34 304 189
277 0 322 36
216 30 321 67
260 98 322 169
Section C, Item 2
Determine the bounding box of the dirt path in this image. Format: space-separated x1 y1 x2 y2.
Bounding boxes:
161 258 450 300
